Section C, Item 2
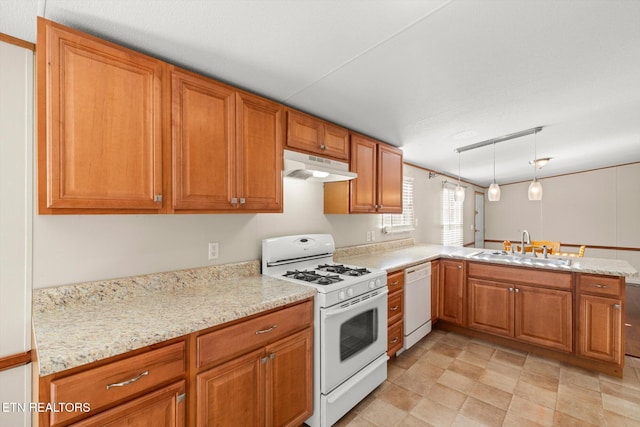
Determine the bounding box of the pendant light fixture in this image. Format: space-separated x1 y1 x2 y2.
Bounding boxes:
488 142 501 201
528 129 543 200
454 151 465 202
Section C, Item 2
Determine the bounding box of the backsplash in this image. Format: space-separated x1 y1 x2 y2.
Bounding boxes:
334 237 415 259
32 260 260 312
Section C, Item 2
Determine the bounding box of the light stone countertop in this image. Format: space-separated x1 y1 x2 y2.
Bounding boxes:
32 262 316 377
336 243 639 278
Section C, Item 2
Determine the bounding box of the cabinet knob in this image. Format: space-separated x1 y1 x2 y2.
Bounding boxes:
509 288 514 292
153 195 162 202
613 304 621 309
239 198 246 204
515 288 520 293
231 197 238 204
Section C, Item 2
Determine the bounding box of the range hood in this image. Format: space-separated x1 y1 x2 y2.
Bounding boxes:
283 149 357 182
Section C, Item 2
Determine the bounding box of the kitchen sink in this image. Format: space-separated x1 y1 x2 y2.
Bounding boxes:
468 251 572 267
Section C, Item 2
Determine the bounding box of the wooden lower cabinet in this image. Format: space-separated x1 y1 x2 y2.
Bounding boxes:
577 274 625 366
467 272 572 352
515 285 572 352
71 381 185 427
196 328 312 427
386 270 404 357
577 294 622 364
468 279 514 338
438 260 465 325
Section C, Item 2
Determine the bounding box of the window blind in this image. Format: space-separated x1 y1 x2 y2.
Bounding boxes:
442 186 463 246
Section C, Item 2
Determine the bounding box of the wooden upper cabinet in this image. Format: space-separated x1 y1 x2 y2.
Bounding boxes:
236 91 283 212
376 143 403 213
37 17 164 213
286 109 349 160
170 71 282 213
349 134 378 213
171 68 236 211
326 133 402 214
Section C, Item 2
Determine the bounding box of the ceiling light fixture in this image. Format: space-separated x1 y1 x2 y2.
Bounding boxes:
529 157 552 169
454 151 465 202
454 126 543 153
488 142 501 202
528 129 543 200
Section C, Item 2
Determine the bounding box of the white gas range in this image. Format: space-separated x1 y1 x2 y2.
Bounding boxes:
262 234 388 427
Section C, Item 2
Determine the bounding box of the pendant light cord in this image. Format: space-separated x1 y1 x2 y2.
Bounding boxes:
533 130 538 181
493 142 496 183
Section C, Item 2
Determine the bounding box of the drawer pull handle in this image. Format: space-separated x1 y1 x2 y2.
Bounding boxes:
390 337 399 344
614 304 621 309
390 281 400 286
255 325 277 335
106 370 149 390
592 284 609 288
390 305 399 311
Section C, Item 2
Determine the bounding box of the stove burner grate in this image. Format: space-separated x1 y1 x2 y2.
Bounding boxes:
317 264 371 276
283 270 343 285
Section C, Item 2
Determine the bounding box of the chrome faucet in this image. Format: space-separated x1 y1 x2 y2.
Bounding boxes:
521 230 531 255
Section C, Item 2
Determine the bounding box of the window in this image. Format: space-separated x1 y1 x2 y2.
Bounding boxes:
442 185 463 246
381 177 414 233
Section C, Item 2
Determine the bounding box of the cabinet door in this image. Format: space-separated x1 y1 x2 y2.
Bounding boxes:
438 260 465 325
37 18 163 212
468 279 514 338
236 92 283 212
322 122 349 160
349 134 377 212
266 328 313 427
577 294 623 364
171 68 236 210
286 110 324 154
196 348 265 427
71 381 185 427
376 143 403 214
515 285 572 352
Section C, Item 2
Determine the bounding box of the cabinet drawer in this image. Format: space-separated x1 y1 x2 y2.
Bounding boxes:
387 291 404 326
387 270 405 295
50 341 185 426
387 321 403 357
578 274 623 297
468 262 572 290
197 300 313 368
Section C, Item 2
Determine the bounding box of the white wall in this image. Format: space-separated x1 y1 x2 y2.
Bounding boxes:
0 40 33 427
485 163 640 283
33 164 483 288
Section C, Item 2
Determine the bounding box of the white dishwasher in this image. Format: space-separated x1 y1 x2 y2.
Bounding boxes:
404 262 432 349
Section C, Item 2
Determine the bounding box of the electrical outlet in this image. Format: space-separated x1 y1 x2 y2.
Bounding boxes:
371 230 376 241
366 231 371 242
208 242 219 260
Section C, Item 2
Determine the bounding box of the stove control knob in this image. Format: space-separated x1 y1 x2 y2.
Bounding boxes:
347 288 354 297
339 290 346 300
376 278 382 287
368 280 375 289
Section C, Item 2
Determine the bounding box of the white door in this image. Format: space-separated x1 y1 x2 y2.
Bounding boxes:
474 192 485 248
0 40 33 427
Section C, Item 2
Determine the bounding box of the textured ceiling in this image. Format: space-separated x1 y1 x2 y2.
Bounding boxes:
3 0 640 186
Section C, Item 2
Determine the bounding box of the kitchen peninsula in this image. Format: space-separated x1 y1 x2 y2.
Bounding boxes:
335 239 638 378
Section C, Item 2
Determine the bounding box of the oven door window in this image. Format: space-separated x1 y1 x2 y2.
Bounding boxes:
340 309 378 361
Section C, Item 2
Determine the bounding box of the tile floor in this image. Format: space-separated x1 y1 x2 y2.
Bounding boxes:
334 330 640 427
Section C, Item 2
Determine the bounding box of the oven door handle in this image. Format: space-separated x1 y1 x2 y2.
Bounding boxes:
324 289 388 319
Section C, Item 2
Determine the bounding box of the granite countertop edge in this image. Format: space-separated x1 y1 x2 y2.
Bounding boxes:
32 261 316 377
336 243 639 278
